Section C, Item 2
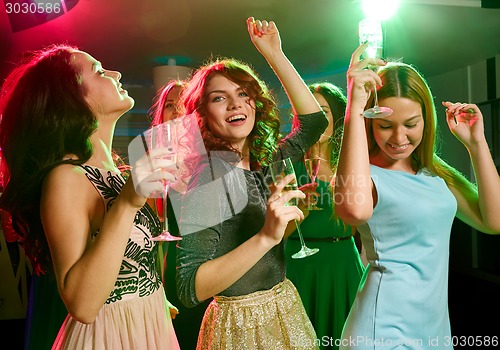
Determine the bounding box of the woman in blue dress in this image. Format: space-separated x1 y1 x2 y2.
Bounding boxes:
334 43 500 349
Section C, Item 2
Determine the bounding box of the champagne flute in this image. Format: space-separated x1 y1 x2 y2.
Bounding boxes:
359 18 393 119
146 121 182 241
269 158 319 259
303 142 323 211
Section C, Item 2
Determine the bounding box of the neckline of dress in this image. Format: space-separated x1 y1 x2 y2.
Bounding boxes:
371 164 423 176
82 163 121 174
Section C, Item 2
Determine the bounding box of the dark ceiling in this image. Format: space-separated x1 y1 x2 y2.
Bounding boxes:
1 0 500 96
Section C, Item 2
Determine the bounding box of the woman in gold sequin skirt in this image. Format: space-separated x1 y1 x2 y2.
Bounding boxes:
175 17 327 349
198 279 316 349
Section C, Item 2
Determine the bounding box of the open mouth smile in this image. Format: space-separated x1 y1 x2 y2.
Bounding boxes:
226 114 247 123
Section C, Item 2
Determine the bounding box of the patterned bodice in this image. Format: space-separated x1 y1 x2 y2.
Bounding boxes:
80 165 163 304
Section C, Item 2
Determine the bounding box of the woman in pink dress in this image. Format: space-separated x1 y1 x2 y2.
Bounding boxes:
0 45 180 349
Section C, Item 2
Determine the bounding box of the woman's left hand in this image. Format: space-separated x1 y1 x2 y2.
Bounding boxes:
442 101 485 147
130 147 177 199
347 43 386 114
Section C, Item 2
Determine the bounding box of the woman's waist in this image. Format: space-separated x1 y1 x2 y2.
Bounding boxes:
288 233 353 243
214 278 294 306
105 281 164 305
105 269 163 304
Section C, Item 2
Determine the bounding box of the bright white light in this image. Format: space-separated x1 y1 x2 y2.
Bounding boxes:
362 0 400 21
404 0 480 6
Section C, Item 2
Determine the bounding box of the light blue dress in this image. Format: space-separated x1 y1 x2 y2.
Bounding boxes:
340 165 457 350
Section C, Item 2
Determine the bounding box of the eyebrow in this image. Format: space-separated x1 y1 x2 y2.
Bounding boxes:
207 89 228 95
206 90 221 96
207 86 244 96
380 115 421 123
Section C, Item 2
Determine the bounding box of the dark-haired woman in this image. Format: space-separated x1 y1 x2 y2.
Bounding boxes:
286 82 365 349
0 45 180 349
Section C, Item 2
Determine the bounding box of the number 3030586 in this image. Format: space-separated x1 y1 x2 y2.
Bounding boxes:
444 336 498 347
5 2 62 14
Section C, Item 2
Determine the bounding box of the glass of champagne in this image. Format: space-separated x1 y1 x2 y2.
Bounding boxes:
359 18 393 119
304 142 323 211
145 121 182 241
269 157 319 259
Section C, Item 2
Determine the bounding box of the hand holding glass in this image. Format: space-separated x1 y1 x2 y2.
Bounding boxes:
146 122 182 241
269 158 319 259
358 18 393 119
303 142 323 211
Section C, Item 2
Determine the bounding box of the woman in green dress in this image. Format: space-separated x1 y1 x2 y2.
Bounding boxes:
286 82 365 350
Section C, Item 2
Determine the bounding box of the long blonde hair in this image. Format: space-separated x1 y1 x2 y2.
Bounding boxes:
366 62 476 195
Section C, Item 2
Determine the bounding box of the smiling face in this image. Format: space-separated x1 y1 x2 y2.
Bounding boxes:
370 97 424 170
71 50 134 119
204 74 256 151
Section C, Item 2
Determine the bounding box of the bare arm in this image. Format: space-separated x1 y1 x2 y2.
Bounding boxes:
42 150 175 323
443 101 500 234
334 44 385 225
246 17 322 116
42 165 146 323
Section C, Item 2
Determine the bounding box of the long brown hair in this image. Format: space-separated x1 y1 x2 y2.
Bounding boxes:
0 44 97 274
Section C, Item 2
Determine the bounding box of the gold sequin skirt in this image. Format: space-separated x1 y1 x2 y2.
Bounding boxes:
196 278 318 350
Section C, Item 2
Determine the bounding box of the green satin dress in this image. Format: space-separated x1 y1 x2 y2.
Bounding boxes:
285 161 365 350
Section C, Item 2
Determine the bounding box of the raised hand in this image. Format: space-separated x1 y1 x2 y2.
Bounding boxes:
442 101 485 147
347 43 386 113
246 17 282 59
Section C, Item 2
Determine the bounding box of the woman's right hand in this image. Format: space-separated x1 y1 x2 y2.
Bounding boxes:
260 174 305 246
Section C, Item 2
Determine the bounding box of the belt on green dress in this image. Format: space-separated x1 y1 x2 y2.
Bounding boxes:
288 235 353 243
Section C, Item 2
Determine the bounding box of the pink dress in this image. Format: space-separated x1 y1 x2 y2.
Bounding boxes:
52 165 179 349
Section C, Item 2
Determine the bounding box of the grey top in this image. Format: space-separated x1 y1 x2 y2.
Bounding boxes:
176 111 327 307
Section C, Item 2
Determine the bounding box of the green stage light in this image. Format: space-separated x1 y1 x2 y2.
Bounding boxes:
361 0 400 21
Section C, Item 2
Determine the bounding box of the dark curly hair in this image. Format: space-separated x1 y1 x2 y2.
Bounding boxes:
0 44 97 274
180 57 281 168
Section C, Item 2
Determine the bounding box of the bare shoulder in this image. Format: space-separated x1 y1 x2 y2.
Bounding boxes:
42 164 96 202
45 163 86 180
41 164 103 235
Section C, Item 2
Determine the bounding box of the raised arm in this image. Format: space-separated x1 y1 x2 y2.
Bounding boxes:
246 17 322 116
334 44 385 226
442 101 500 234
